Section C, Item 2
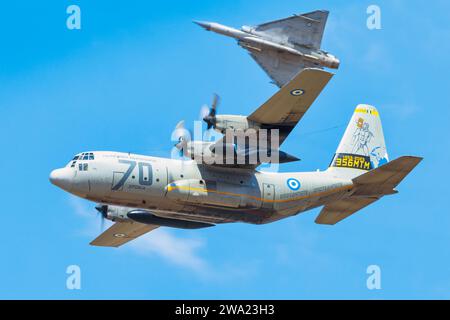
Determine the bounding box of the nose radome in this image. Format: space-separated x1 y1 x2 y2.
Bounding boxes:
49 168 73 191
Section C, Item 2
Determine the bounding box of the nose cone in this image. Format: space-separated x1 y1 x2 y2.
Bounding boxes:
332 57 340 69
49 168 73 191
193 20 212 31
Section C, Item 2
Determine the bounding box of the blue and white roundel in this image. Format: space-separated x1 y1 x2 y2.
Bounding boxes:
287 178 301 191
290 89 305 96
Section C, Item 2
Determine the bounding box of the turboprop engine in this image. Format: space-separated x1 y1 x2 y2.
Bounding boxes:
95 204 214 229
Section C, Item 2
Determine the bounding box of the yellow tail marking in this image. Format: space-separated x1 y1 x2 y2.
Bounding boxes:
355 108 379 117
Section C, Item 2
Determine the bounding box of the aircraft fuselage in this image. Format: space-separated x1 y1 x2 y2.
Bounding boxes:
50 151 353 225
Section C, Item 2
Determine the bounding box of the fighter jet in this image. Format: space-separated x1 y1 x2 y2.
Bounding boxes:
50 68 422 247
195 10 339 87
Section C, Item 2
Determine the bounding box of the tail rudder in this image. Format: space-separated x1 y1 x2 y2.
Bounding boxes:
328 104 389 179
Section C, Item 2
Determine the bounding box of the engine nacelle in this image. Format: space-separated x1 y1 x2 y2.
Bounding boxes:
99 205 134 222
213 115 260 134
96 204 214 228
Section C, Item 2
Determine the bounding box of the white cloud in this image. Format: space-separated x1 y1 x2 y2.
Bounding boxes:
128 229 210 274
68 196 108 237
69 195 93 218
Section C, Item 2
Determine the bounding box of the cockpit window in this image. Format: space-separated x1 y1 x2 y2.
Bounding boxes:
75 153 95 161
67 153 95 168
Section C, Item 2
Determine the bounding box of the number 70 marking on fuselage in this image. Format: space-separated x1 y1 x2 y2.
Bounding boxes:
111 160 153 191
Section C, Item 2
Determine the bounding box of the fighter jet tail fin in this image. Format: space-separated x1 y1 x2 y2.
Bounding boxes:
327 105 389 179
254 10 329 49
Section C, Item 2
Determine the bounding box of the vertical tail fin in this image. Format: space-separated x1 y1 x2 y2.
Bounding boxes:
328 105 389 178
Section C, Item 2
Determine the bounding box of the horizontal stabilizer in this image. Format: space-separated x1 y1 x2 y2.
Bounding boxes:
316 156 422 225
315 197 379 225
352 156 423 196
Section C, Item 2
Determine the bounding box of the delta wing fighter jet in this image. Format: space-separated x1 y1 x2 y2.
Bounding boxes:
50 67 422 247
195 10 339 87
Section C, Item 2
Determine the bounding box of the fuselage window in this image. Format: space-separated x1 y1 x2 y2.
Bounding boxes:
78 163 88 171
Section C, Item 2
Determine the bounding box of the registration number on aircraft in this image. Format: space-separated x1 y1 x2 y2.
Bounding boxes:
332 153 372 170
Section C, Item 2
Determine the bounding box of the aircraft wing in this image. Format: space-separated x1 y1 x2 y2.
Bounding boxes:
90 221 159 247
247 68 333 145
245 48 321 88
240 10 330 87
254 10 329 50
204 68 331 169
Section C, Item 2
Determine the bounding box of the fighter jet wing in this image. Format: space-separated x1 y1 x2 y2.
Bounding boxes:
247 68 333 145
246 48 321 87
90 221 159 247
254 10 329 49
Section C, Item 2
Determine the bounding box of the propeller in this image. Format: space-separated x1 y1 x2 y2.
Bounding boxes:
202 93 220 130
172 120 192 157
95 204 108 231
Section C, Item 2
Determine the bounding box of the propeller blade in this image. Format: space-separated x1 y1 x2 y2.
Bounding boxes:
199 104 210 120
202 93 220 130
172 120 191 148
172 120 192 157
95 204 108 231
175 120 185 130
95 204 108 218
210 93 220 117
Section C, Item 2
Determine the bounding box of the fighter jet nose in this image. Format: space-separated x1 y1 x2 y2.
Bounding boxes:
49 168 73 191
193 20 211 31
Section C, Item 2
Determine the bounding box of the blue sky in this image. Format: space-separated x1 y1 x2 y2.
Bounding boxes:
0 0 449 299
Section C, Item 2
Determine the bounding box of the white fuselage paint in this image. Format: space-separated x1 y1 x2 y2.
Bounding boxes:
52 151 354 225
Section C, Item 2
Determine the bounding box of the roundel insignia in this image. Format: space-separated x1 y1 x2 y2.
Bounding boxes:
287 178 301 191
290 89 305 96
114 233 126 238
